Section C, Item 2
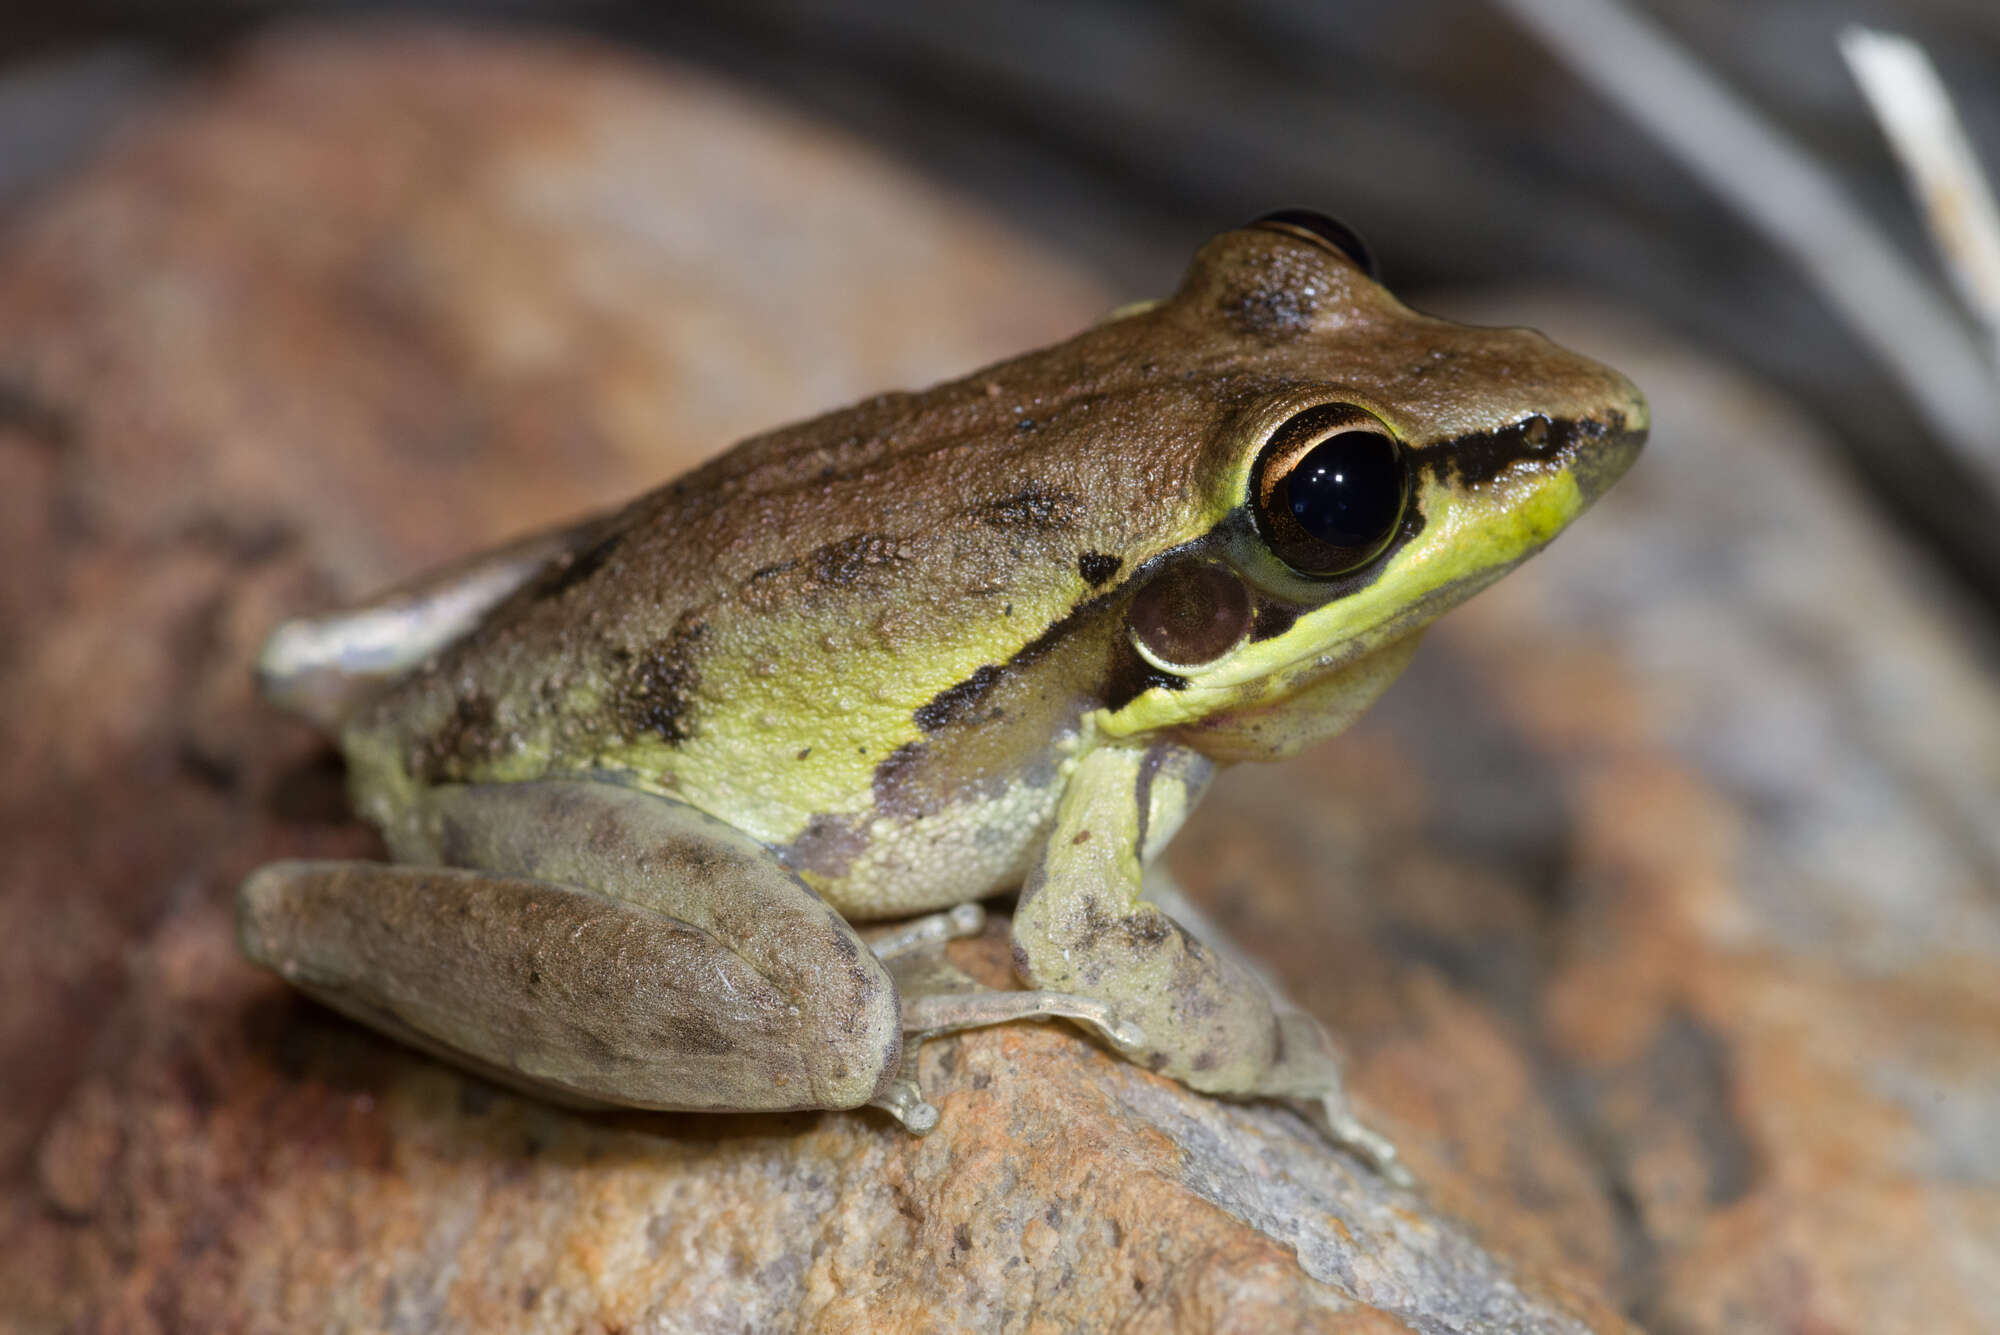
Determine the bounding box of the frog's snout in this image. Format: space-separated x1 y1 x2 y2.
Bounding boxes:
1573 375 1648 507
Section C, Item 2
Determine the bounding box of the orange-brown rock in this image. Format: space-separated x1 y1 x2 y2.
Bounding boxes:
3 23 1994 1335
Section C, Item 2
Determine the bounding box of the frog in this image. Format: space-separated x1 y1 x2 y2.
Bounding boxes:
239 211 1645 1185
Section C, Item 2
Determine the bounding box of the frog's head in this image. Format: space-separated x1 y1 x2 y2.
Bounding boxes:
1096 212 1647 759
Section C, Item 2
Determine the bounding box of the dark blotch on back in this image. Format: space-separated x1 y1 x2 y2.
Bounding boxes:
1218 250 1321 340
811 532 904 586
409 691 502 786
1077 552 1121 587
616 620 705 744
915 663 1005 733
970 487 1082 532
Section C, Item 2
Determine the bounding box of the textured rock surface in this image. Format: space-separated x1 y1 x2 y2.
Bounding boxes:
3 23 1996 1335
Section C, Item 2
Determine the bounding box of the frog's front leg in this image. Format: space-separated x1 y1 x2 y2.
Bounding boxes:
239 780 911 1120
1011 743 1408 1183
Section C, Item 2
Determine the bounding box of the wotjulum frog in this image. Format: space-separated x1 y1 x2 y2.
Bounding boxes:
240 212 1645 1183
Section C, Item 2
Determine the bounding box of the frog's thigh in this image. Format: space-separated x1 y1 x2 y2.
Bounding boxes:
239 780 901 1114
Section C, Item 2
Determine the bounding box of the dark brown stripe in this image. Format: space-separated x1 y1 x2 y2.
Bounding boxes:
811 532 905 586
1424 411 1624 488
913 664 1005 732
614 619 705 744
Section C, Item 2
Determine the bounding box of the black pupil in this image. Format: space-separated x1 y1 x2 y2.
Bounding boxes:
1286 431 1403 551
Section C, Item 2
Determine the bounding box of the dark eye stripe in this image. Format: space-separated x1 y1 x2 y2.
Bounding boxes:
1421 411 1627 487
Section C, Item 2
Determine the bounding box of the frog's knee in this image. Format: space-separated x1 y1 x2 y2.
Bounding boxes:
236 860 300 968
799 945 906 1110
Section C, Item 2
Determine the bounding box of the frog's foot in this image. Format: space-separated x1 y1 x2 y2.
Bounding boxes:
868 1076 941 1135
1305 1092 1411 1188
1009 744 1414 1184
867 988 1146 1136
860 906 1144 1135
864 903 1144 1050
1141 875 1412 1186
898 988 1144 1051
865 902 987 962
1262 1013 1412 1186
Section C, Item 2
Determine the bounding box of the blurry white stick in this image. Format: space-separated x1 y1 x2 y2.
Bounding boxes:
1841 26 2000 372
1489 0 2000 488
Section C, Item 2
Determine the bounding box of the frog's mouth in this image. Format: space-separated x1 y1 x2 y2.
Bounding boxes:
1163 629 1426 763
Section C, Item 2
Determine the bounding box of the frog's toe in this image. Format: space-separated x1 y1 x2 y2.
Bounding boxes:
869 1076 941 1135
865 902 987 962
1309 1095 1413 1188
899 988 1144 1053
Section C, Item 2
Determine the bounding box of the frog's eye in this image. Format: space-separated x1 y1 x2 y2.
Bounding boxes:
1250 209 1376 277
1251 404 1408 578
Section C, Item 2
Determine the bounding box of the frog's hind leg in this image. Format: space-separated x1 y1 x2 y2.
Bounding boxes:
238 779 904 1118
854 902 1148 1133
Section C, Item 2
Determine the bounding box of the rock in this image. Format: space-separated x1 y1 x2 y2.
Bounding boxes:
4 21 1994 1335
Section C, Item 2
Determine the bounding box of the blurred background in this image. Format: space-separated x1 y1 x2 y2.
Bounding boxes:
5 0 2000 621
